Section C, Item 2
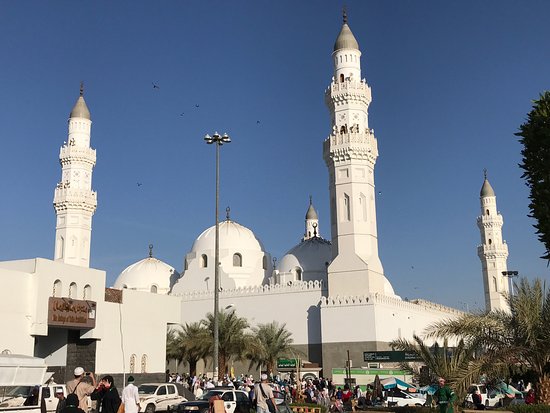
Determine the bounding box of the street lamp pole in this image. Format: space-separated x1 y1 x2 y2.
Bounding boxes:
204 132 231 382
502 270 519 296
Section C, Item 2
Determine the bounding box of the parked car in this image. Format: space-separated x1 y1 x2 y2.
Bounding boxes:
169 388 251 413
386 389 425 407
0 384 67 413
138 383 187 413
464 384 505 409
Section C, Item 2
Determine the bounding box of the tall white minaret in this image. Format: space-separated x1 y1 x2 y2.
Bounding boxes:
477 171 510 312
53 84 97 267
323 12 392 297
303 196 320 241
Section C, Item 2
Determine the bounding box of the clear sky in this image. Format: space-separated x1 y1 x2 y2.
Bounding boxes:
1 1 549 310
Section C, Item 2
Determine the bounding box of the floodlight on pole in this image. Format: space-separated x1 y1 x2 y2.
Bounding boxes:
204 131 231 382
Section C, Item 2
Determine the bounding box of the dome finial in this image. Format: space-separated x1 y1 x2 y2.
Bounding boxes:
309 194 313 205
148 244 153 258
80 81 84 97
343 5 348 24
226 206 231 221
483 168 488 180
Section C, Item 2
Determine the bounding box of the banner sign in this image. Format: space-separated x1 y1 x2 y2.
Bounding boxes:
48 297 96 329
363 351 422 362
277 358 298 368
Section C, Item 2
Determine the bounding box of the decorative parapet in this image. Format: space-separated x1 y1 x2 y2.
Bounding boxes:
323 131 378 165
321 293 462 316
53 188 98 212
325 79 372 103
173 280 325 301
59 145 96 165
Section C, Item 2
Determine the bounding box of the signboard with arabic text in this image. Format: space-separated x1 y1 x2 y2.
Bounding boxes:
48 297 96 329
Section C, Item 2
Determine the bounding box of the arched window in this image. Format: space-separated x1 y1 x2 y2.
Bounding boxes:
488 239 492 245
233 253 242 267
53 280 62 297
340 73 345 83
141 354 148 373
200 254 208 268
150 285 158 294
129 354 136 373
69 282 77 298
486 209 490 215
262 255 268 270
493 277 498 292
83 284 92 300
295 268 303 281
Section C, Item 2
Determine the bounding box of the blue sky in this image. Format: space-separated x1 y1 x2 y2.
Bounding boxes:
1 1 549 310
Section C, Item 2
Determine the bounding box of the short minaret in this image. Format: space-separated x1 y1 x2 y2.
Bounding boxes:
477 171 509 312
304 196 320 240
323 11 391 297
53 84 97 267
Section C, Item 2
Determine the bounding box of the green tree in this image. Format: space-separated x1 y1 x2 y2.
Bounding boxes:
516 91 550 260
391 335 478 400
166 322 209 376
200 309 256 379
249 321 295 375
426 278 550 404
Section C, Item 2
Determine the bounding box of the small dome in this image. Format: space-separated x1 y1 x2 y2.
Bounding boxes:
113 256 177 294
306 203 318 220
480 179 495 197
278 237 331 284
333 23 359 52
70 96 91 120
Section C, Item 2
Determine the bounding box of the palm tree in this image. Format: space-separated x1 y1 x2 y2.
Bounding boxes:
426 278 550 404
166 322 209 376
199 309 256 379
391 335 478 400
250 321 295 375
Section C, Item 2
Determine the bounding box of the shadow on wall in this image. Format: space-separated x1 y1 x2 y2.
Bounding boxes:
307 304 322 365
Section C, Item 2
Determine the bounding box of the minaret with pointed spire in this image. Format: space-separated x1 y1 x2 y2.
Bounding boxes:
477 170 510 312
323 11 391 297
53 84 97 267
304 196 320 241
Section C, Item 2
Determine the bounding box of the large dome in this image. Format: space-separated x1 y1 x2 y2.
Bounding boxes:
171 219 272 294
191 219 265 253
113 250 177 294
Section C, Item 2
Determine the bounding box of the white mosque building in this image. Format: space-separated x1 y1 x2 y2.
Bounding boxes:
0 14 510 383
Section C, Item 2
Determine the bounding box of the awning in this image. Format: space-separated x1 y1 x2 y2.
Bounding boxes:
380 377 416 391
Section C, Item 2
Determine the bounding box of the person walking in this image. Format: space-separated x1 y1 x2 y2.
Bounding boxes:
254 374 278 413
66 367 97 412
121 376 140 413
433 378 456 413
55 388 67 413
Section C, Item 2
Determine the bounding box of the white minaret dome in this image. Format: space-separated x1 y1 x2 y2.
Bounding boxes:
70 95 91 120
306 203 318 220
171 211 272 293
480 178 495 197
114 245 177 294
333 18 359 51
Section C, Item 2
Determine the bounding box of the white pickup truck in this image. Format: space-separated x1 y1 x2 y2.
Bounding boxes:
137 383 186 413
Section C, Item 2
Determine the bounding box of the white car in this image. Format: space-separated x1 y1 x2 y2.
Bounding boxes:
386 390 426 407
0 384 67 413
138 383 186 413
464 384 505 408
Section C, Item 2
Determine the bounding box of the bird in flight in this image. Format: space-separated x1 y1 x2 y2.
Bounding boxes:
137 182 143 187
180 112 185 116
195 104 200 108
152 82 160 89
256 120 261 124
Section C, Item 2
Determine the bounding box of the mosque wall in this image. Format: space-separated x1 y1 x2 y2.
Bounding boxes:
95 289 180 374
177 281 326 356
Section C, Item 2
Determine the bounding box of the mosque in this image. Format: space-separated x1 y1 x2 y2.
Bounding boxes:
0 14 511 383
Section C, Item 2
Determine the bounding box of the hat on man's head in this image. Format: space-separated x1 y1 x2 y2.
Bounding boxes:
261 374 268 381
55 388 64 394
128 376 135 383
74 367 85 376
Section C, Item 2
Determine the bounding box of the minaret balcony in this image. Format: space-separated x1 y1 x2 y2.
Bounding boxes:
477 244 509 258
59 145 96 165
326 80 372 101
323 131 379 165
54 188 98 208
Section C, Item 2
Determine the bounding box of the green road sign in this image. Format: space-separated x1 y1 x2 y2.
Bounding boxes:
277 358 298 368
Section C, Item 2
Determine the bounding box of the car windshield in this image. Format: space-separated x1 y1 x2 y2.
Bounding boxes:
1 386 32 398
138 385 159 395
199 391 224 401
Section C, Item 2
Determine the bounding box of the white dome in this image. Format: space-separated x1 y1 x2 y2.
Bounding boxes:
113 256 177 295
171 219 271 294
191 220 265 253
276 237 331 284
